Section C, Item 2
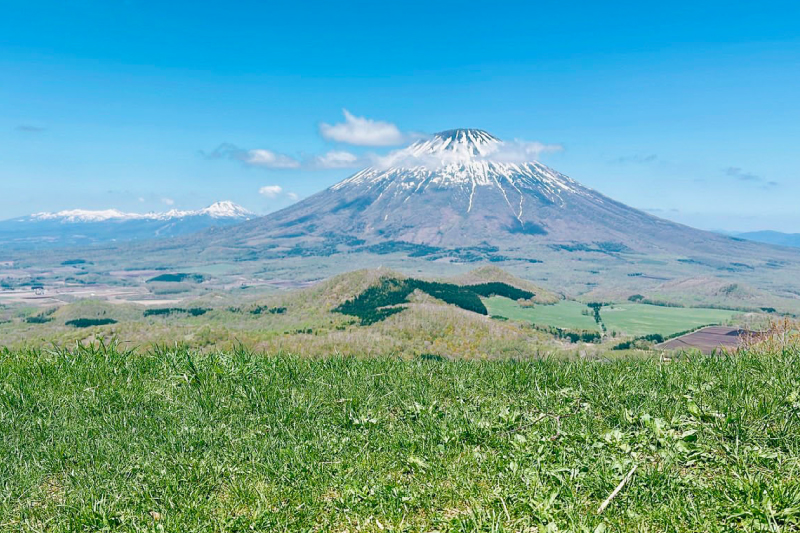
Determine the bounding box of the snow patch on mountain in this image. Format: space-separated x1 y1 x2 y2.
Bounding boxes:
331 129 583 218
366 129 561 170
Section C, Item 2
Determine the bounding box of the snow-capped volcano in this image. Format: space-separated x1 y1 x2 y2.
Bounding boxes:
335 129 582 222
0 201 254 249
374 128 554 166
196 201 254 219
28 201 253 223
218 128 765 257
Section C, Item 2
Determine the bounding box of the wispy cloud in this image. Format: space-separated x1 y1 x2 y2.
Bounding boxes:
161 197 175 206
258 185 283 198
611 154 659 165
312 150 360 169
244 149 300 168
202 143 238 160
259 185 300 202
724 166 760 182
320 109 418 146
724 167 778 188
15 124 46 133
203 143 301 169
204 143 361 170
368 138 562 170
488 140 564 164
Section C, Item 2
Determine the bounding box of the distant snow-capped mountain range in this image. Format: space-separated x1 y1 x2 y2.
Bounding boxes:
22 201 253 223
0 201 255 249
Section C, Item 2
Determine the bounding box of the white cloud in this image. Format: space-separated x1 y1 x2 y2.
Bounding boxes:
205 142 363 171
161 197 175 206
244 149 300 169
489 140 564 164
205 127 560 174
369 138 563 170
259 186 300 201
313 150 360 169
203 143 300 169
320 109 409 146
259 185 283 198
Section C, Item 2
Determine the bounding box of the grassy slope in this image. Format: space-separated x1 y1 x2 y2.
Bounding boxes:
2 346 799 532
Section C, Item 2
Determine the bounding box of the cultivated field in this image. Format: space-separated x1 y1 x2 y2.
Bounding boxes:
600 304 738 337
657 326 749 354
1 345 798 532
485 297 740 337
484 298 600 331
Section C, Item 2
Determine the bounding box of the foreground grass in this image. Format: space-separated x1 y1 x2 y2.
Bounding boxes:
1 346 799 532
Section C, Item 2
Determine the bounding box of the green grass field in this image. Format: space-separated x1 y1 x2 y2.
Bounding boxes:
485 297 739 337
484 298 600 331
2 345 799 531
601 304 739 337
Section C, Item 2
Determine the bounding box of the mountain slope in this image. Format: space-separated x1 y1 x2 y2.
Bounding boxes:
217 129 770 258
0 201 253 249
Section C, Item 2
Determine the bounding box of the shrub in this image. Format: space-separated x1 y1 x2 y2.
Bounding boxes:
612 333 666 350
25 315 53 324
250 306 287 315
534 325 601 344
147 273 204 283
419 353 446 362
66 318 117 328
144 308 210 317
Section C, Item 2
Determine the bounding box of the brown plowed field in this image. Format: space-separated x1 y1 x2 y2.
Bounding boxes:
656 326 750 354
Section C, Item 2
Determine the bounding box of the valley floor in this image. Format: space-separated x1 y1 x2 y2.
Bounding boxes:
2 346 799 532
0 266 761 357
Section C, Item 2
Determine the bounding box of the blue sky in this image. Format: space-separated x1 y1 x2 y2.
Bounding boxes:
2 0 799 231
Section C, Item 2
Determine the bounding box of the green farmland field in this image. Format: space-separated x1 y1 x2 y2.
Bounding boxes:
484 298 600 331
485 297 739 337
601 304 739 337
